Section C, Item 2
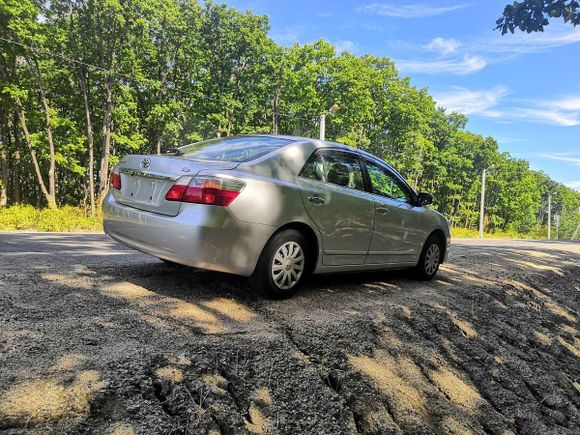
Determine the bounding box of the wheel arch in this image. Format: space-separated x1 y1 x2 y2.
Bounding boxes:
426 228 447 263
268 221 320 274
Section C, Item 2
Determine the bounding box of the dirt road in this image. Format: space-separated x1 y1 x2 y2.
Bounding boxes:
0 234 578 434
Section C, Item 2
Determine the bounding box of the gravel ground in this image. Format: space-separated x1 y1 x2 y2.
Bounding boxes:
0 233 578 435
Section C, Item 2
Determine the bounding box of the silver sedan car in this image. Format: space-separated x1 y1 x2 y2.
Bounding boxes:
103 135 450 297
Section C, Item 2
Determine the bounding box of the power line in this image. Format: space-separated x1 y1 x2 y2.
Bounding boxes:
0 36 318 124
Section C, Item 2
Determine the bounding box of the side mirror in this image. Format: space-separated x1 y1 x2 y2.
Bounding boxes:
416 192 434 206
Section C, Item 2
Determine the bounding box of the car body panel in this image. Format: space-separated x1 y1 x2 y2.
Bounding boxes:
102 135 451 278
103 193 276 276
366 197 423 265
297 177 375 266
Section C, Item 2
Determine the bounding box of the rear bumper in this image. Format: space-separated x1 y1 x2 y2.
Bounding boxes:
102 192 276 276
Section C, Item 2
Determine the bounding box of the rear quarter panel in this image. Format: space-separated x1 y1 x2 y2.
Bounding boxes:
196 141 324 268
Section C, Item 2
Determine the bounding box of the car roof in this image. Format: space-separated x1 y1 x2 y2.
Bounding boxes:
245 134 357 151
239 134 417 195
232 134 393 162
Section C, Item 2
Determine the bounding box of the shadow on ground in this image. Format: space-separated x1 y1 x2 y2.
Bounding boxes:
0 234 578 434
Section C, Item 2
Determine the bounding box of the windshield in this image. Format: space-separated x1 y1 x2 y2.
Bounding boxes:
178 136 294 162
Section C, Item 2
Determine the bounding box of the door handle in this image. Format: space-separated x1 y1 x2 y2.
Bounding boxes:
376 206 390 215
307 196 326 205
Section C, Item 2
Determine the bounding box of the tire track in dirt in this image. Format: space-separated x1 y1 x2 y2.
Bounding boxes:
0 234 578 434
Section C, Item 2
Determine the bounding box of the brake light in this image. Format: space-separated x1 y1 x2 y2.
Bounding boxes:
165 176 244 206
110 169 122 190
164 176 191 200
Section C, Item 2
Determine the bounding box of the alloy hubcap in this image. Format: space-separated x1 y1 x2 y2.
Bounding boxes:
424 244 440 275
272 241 305 290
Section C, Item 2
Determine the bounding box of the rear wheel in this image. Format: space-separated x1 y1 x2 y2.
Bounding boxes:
414 235 443 280
250 229 309 298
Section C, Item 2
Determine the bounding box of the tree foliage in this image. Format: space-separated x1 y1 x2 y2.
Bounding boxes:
0 0 579 237
496 0 580 34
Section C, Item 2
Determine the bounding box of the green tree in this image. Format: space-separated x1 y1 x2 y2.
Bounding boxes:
496 0 580 34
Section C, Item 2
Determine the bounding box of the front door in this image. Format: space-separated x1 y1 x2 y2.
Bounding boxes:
364 159 423 265
297 149 375 266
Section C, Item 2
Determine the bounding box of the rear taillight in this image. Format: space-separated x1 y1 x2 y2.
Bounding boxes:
110 169 122 190
165 176 244 206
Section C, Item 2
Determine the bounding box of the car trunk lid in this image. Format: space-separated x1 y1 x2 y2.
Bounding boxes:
112 155 239 216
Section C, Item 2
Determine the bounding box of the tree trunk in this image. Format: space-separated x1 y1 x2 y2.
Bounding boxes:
12 112 20 204
27 56 57 208
0 138 8 208
78 67 95 215
156 133 162 155
99 77 113 199
272 92 279 135
14 95 56 209
0 108 9 207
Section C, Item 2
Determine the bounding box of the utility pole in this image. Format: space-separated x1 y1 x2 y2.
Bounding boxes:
319 103 339 141
572 223 580 240
547 194 551 240
319 114 326 140
479 168 488 239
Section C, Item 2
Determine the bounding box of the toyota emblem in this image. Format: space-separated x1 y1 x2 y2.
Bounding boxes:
140 157 151 169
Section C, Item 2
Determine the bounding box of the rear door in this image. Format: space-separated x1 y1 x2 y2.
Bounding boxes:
363 159 423 265
297 149 374 266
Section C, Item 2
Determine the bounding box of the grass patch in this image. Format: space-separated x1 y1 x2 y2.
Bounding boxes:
451 226 547 239
0 205 102 232
0 205 551 239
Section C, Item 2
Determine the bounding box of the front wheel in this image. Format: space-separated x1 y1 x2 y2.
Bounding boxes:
414 236 443 281
250 229 309 299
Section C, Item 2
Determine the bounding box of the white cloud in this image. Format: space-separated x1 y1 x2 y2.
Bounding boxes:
396 55 486 75
494 136 527 144
510 96 580 127
510 109 580 127
272 26 304 45
432 87 580 127
361 23 389 32
333 39 357 54
390 24 580 78
432 86 508 115
425 37 461 55
481 26 580 54
536 153 580 166
358 3 467 18
565 181 580 191
553 96 580 111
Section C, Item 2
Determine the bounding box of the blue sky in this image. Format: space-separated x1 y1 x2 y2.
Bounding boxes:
226 0 580 190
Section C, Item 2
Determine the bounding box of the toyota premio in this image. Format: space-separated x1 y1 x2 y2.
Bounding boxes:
103 135 450 298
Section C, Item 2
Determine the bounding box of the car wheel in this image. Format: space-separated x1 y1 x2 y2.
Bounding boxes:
414 235 443 281
250 229 309 298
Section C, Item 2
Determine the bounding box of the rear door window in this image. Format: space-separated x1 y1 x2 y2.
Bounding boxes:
300 150 364 191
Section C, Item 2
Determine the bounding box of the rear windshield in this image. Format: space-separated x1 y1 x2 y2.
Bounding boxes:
178 136 294 162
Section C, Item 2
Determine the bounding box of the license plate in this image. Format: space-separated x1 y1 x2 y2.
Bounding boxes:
125 177 161 203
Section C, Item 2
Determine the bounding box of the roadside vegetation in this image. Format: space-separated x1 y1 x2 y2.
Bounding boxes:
0 0 579 237
0 205 555 238
0 205 101 232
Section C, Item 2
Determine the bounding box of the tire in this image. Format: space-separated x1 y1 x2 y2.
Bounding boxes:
250 229 310 299
414 235 443 281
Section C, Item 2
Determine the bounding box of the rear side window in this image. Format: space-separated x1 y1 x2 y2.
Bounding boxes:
300 150 364 191
178 136 293 162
